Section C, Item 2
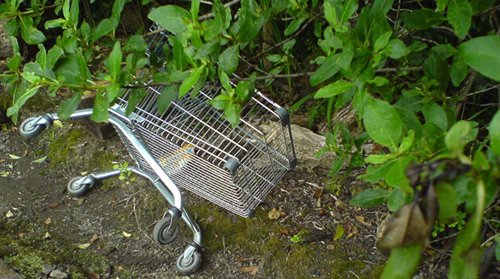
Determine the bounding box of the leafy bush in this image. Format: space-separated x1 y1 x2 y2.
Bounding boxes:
1 0 499 277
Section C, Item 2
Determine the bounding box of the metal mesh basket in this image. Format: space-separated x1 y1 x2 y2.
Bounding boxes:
109 27 296 217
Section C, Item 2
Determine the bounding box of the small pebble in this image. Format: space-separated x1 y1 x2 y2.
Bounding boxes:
49 269 68 279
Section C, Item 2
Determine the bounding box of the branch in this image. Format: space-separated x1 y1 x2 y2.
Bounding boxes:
375 66 422 73
237 72 311 81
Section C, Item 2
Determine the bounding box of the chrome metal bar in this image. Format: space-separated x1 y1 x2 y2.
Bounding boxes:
51 109 183 211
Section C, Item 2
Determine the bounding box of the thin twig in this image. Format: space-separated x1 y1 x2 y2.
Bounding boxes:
375 66 422 73
430 232 460 244
466 84 500 96
237 72 312 81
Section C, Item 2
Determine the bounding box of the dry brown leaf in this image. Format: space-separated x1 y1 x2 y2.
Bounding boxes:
44 232 51 239
355 215 371 227
240 266 259 276
313 188 323 199
18 233 25 239
47 202 60 209
44 217 52 226
89 272 100 279
377 203 429 254
89 234 99 244
268 208 280 220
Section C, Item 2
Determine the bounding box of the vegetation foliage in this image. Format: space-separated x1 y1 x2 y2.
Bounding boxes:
1 0 499 277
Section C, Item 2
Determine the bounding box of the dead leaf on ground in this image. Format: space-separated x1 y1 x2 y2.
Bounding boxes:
347 225 358 238
44 217 52 226
355 215 371 227
240 266 259 276
334 224 344 240
0 171 9 177
122 231 132 238
89 272 100 279
76 234 99 249
8 154 22 160
44 232 51 239
268 208 280 220
77 243 92 250
47 202 60 209
377 202 430 254
5 210 14 218
32 156 48 164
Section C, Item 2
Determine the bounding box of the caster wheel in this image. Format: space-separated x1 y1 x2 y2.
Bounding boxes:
67 176 93 197
152 215 179 245
176 250 202 275
19 117 46 140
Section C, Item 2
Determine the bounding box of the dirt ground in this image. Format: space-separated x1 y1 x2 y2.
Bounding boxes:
0 113 389 279
0 112 493 279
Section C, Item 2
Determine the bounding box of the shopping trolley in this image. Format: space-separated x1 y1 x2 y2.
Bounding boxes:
18 28 296 275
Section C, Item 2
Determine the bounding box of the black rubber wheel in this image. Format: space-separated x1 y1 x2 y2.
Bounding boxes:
19 117 45 140
176 250 202 275
152 215 179 245
67 176 92 197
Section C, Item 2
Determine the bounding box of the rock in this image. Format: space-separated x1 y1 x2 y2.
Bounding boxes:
289 124 335 172
0 20 13 59
49 269 68 279
0 259 22 279
42 264 56 275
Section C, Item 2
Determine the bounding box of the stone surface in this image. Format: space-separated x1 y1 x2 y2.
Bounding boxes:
49 269 68 279
289 124 335 171
0 20 13 59
0 259 22 279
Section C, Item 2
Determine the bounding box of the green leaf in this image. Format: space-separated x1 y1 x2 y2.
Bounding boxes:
422 102 448 130
384 39 410 59
44 18 66 29
106 42 122 81
458 35 500 82
385 156 413 193
445 121 476 155
125 89 146 116
334 224 345 240
387 188 406 212
401 9 446 30
106 82 121 102
374 31 392 53
147 5 190 34
435 183 458 223
91 90 109 123
336 50 354 70
450 56 468 86
90 19 114 42
20 16 46 45
54 56 87 85
472 150 490 171
191 0 200 21
351 188 389 208
284 17 306 36
314 80 353 99
363 98 403 151
179 65 205 97
398 130 415 154
449 180 485 278
125 35 147 53
381 244 423 279
224 102 241 127
365 153 397 164
58 91 82 120
158 85 179 114
218 45 239 75
7 86 42 119
489 110 500 155
447 0 472 40
46 45 64 70
437 0 449 11
237 0 266 43
310 53 341 86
